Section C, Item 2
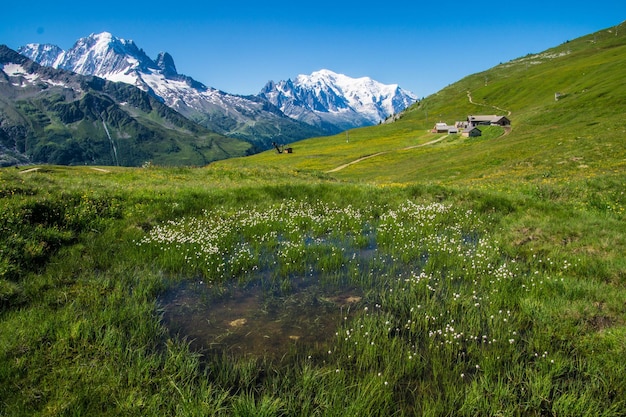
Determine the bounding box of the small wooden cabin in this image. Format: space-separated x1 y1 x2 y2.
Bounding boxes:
462 127 482 137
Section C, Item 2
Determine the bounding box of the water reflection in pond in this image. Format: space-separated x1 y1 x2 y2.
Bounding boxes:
160 274 363 358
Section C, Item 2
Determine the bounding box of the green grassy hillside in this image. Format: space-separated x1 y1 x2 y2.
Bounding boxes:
220 21 626 187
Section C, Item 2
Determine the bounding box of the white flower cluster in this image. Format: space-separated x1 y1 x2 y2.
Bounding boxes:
136 199 375 281
138 198 568 378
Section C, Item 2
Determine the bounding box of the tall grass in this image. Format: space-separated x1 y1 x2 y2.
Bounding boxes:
2 164 624 415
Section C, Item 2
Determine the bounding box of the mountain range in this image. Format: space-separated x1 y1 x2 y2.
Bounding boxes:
260 69 417 132
16 32 321 150
18 32 417 145
0 45 251 167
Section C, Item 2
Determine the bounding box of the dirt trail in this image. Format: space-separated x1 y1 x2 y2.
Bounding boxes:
326 152 387 173
18 167 111 174
326 135 448 173
18 167 40 174
467 91 512 116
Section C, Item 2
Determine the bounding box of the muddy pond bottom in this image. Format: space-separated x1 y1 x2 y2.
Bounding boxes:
160 276 363 358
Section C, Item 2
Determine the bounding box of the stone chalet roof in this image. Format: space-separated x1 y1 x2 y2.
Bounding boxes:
468 115 498 122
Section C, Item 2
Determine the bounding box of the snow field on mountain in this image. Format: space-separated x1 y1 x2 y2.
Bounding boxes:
19 32 417 136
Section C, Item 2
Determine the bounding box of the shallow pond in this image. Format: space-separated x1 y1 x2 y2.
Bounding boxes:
160 274 364 358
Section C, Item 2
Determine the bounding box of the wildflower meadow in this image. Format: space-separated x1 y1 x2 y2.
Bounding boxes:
1 166 624 416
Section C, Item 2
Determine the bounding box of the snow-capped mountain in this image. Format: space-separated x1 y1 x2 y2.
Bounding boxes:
0 45 250 167
19 32 418 146
259 69 418 133
18 32 323 148
14 43 65 68
19 33 211 94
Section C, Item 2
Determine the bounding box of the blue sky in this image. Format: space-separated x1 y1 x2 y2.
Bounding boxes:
2 1 625 97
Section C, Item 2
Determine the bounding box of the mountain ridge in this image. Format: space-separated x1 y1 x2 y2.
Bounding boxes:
0 44 251 167
18 33 326 149
259 69 417 133
18 32 417 144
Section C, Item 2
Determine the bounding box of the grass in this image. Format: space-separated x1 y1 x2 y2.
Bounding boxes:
1 163 625 416
1 21 626 417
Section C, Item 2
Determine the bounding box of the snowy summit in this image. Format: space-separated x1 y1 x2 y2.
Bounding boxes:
19 32 418 144
260 69 417 133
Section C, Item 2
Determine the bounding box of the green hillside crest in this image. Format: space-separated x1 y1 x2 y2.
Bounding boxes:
224 21 625 186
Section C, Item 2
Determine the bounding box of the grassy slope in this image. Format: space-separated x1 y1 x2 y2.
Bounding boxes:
1 22 625 417
219 21 626 187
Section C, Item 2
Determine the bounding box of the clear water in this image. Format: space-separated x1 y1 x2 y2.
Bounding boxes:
160 273 364 358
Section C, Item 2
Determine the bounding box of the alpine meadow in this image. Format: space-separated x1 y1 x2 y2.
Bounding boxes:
1 22 625 416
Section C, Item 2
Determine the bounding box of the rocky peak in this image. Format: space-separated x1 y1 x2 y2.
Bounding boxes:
155 52 177 76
